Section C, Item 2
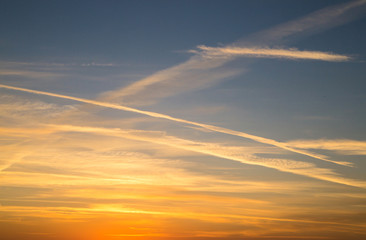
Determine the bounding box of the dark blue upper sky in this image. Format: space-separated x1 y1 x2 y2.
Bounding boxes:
0 0 355 63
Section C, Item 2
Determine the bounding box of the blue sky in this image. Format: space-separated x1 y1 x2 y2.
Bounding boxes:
1 1 366 240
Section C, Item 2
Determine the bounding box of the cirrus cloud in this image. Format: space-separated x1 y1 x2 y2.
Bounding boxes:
192 45 351 62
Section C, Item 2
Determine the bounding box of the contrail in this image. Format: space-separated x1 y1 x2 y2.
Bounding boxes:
0 83 351 166
102 0 366 105
195 46 351 62
2 124 364 187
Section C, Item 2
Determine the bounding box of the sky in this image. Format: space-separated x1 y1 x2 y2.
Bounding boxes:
1 0 366 239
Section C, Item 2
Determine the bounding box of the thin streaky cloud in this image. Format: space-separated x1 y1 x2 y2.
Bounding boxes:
286 139 366 155
0 139 31 171
0 70 62 79
9 123 366 188
194 46 351 62
234 0 366 46
0 60 123 68
98 57 240 106
0 83 351 167
2 205 364 229
100 0 365 106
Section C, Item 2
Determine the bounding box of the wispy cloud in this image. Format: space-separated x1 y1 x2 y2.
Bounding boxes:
98 56 242 106
0 69 62 79
0 83 351 167
2 2 366 239
234 0 366 46
80 62 121 67
0 60 124 68
2 123 365 238
0 94 75 121
54 124 364 187
3 123 363 188
98 0 365 106
193 45 351 62
286 139 366 155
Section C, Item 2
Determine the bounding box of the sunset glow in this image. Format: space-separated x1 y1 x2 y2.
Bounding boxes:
1 1 366 240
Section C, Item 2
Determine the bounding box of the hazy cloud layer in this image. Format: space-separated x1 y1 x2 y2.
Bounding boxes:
0 83 350 167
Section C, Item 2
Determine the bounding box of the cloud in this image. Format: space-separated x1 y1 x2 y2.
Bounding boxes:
234 0 366 46
5 123 362 188
80 62 120 67
2 2 366 239
0 60 123 68
98 0 365 106
194 45 351 62
286 139 366 155
2 124 365 238
98 56 242 106
0 95 75 123
0 83 350 167
0 69 62 79
0 140 30 172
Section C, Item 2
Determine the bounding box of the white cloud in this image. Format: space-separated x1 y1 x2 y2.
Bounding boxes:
98 56 242 106
0 83 349 167
194 45 351 62
10 123 364 188
98 0 365 106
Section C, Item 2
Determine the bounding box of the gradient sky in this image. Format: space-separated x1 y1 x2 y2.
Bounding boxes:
1 1 366 240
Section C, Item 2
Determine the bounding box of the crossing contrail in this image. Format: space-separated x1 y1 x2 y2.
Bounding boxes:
0 83 351 167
